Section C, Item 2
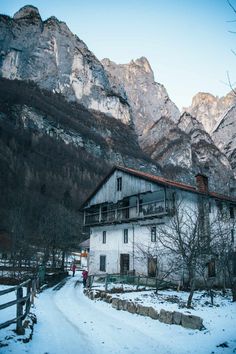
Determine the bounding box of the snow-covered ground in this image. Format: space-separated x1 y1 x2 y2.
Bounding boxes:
0 270 236 354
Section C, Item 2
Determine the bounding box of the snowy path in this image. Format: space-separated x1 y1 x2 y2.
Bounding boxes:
2 273 236 354
28 274 163 354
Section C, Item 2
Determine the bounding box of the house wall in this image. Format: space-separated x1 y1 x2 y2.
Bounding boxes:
89 220 186 282
85 170 163 207
85 166 236 287
88 188 236 286
89 189 196 275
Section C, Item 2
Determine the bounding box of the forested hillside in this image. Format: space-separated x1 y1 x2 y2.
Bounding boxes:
0 78 159 263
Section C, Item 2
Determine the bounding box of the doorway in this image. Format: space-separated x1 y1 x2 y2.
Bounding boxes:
120 254 130 274
148 257 157 277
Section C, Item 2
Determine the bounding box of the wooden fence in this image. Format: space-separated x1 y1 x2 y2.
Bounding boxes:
0 278 37 334
87 273 173 292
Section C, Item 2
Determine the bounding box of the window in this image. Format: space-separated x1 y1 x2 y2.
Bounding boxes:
102 231 106 244
151 226 157 242
123 229 128 243
230 206 235 219
117 177 122 191
139 198 143 213
209 201 211 213
148 257 157 277
100 255 106 272
231 229 235 244
216 201 223 212
208 260 216 278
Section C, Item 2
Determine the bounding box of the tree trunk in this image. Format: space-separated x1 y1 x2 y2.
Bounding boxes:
232 279 236 302
52 248 56 268
61 250 66 270
187 278 195 308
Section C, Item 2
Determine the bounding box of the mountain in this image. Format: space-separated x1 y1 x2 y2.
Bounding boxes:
101 57 180 149
0 77 161 245
0 78 159 204
184 91 236 177
0 5 131 125
212 105 236 176
184 91 236 134
0 5 235 197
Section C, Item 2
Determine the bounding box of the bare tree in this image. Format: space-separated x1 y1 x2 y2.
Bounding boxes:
134 240 179 294
210 207 236 301
37 199 83 269
157 197 209 308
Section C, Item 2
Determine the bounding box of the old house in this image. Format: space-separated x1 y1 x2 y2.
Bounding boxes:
81 166 236 286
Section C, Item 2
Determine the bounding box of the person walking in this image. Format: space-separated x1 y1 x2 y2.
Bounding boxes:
82 269 88 287
71 263 76 277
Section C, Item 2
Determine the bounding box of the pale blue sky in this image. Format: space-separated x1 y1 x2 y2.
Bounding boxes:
1 0 236 109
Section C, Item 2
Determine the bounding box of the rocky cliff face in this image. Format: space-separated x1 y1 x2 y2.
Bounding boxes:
184 90 236 177
0 5 235 195
212 105 236 177
101 57 180 149
0 78 160 207
178 113 233 187
0 5 131 125
142 112 234 192
184 91 236 134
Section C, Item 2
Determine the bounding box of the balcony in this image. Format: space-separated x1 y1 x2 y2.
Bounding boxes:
84 196 170 226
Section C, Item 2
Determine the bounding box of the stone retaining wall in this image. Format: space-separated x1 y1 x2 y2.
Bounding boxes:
84 289 204 330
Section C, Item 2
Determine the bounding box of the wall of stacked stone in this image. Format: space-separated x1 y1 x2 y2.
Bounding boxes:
83 288 204 331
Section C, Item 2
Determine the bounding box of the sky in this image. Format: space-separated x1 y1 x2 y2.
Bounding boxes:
1 0 236 109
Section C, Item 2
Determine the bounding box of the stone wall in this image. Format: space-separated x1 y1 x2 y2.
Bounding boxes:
84 289 204 330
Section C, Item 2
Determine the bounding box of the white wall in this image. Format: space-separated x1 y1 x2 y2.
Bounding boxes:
88 185 236 284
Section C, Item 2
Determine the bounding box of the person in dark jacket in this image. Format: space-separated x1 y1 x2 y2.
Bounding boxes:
82 269 88 287
71 263 76 277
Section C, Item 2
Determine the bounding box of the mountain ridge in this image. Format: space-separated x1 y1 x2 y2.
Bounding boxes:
0 5 235 196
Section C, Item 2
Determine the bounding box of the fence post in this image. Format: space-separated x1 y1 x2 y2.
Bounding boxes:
16 287 25 335
25 281 31 315
105 274 108 292
136 275 140 290
38 265 45 285
31 279 35 305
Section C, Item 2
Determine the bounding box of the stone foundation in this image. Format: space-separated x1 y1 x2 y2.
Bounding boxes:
84 288 204 330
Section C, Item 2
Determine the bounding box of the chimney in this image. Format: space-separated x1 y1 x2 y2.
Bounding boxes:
195 174 209 194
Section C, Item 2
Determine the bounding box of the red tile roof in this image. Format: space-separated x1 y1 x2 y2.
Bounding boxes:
118 166 236 203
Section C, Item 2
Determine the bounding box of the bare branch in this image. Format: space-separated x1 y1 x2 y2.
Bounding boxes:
228 0 236 14
226 71 236 95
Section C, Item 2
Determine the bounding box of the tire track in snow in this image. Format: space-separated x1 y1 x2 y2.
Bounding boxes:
52 276 168 354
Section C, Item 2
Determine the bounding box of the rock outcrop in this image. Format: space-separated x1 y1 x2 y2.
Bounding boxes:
141 111 234 192
0 5 235 194
0 5 131 124
184 91 236 134
178 113 233 191
0 78 160 210
102 57 180 148
185 90 236 178
212 105 236 177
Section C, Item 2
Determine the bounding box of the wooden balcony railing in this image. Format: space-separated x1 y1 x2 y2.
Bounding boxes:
84 199 169 226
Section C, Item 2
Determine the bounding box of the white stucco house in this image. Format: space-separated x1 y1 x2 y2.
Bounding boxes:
81 166 236 286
